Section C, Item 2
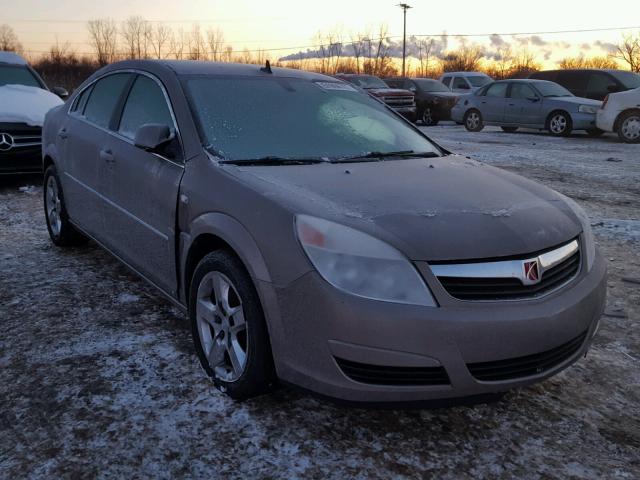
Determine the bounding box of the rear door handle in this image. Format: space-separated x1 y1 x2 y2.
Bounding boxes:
99 149 115 163
58 128 68 139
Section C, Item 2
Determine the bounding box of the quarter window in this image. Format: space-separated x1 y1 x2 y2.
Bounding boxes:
71 85 93 114
118 75 174 140
586 73 618 97
83 73 132 129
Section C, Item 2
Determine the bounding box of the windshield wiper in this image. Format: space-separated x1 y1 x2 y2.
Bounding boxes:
219 156 329 166
333 150 440 163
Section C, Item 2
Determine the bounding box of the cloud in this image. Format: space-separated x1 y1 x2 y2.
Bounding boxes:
595 40 617 53
530 35 547 46
580 43 592 51
489 34 506 48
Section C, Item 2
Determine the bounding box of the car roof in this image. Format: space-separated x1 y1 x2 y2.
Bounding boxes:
0 51 28 66
533 69 627 74
101 59 335 82
441 71 489 76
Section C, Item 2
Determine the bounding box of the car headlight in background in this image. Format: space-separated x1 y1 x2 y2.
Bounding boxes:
578 105 598 114
295 215 436 306
559 194 596 271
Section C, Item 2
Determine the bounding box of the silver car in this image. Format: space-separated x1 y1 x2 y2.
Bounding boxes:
42 61 606 403
451 79 603 137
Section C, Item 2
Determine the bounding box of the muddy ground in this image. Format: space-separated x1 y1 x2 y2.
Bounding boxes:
1 125 638 479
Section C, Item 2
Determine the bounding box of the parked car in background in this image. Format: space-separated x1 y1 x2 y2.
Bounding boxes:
0 51 68 174
451 79 602 136
384 77 458 125
440 72 493 93
43 60 605 403
596 86 640 143
334 74 416 120
529 69 640 101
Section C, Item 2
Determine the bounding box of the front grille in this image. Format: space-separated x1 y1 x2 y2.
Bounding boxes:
0 123 42 149
383 95 414 107
467 331 587 381
335 357 450 386
437 249 580 301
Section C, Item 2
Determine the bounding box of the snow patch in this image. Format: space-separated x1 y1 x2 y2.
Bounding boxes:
0 84 63 126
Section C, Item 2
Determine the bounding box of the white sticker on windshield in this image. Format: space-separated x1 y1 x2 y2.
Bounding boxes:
315 81 357 92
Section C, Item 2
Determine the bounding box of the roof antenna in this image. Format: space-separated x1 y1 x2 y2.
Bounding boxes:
260 60 273 74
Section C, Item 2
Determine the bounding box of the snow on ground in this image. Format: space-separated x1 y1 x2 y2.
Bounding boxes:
1 125 639 478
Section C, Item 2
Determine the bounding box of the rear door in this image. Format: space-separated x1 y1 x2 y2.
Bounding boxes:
63 73 133 238
102 73 184 296
478 82 508 122
505 83 543 126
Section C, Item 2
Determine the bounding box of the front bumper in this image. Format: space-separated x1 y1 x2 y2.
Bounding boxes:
571 112 598 131
596 109 617 132
0 147 42 174
259 249 607 403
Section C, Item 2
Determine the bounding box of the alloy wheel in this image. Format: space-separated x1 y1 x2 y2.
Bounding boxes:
422 108 433 125
621 115 640 141
549 114 568 134
196 271 248 382
466 112 480 130
45 176 62 237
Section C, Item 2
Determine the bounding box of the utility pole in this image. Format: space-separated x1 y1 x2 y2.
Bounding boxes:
398 3 412 76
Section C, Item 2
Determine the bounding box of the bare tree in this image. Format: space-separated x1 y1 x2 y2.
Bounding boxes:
510 47 540 77
121 16 151 59
559 55 619 69
0 24 23 52
206 28 225 62
612 33 640 72
350 33 365 74
150 24 172 59
87 19 118 66
187 24 207 60
371 25 393 76
416 38 434 77
492 45 513 79
441 43 483 72
169 28 186 60
224 45 234 63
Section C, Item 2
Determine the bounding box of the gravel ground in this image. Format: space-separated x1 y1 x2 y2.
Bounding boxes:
1 126 639 479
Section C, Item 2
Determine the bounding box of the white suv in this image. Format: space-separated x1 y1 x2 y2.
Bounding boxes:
596 87 640 143
440 72 493 94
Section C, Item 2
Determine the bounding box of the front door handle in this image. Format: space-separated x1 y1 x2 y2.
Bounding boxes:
99 149 115 163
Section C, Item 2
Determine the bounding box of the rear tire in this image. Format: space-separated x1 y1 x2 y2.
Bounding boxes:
501 126 518 133
43 165 87 247
616 110 640 143
189 250 276 400
464 109 484 132
547 111 573 137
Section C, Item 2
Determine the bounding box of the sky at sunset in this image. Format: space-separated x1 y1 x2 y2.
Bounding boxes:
2 0 639 67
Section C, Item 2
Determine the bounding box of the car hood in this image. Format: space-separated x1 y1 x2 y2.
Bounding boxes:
366 88 413 97
0 84 63 126
227 155 582 262
546 96 602 107
427 91 458 98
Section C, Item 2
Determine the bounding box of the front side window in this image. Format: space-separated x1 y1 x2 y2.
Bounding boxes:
510 83 536 99
467 75 492 87
118 75 174 140
0 65 42 88
185 76 441 162
442 77 452 87
83 73 132 129
485 82 508 97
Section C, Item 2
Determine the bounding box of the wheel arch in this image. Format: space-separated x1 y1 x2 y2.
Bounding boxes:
613 108 640 132
545 109 571 129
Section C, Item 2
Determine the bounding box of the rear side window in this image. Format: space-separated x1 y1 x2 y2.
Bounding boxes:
117 75 174 140
485 83 508 97
556 71 588 92
83 73 132 129
586 73 618 97
452 77 469 89
442 77 452 87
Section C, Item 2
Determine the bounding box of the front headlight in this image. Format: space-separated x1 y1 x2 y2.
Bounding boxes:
578 105 598 114
560 194 596 271
295 215 436 306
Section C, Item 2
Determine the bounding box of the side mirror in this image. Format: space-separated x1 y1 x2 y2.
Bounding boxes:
52 86 69 99
134 124 174 152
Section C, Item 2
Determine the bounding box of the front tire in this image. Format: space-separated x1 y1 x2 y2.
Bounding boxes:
617 110 640 143
464 109 484 132
547 111 573 137
189 251 275 400
421 107 438 126
43 165 87 247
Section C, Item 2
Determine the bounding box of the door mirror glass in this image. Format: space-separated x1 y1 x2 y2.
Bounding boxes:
134 123 174 152
52 86 69 99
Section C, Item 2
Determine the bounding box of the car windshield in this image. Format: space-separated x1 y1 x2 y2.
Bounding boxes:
613 71 640 89
185 76 441 162
467 76 492 87
413 79 450 92
0 65 42 88
344 75 389 89
534 81 574 97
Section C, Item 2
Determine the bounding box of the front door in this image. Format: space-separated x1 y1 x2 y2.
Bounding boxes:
505 83 543 126
101 74 184 296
